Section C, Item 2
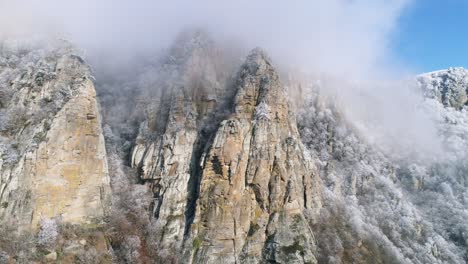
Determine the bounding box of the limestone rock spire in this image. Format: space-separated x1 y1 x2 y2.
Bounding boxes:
191 48 322 263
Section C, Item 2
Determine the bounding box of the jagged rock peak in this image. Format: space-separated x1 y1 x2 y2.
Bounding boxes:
240 47 276 81
190 46 322 263
165 29 215 64
175 29 213 48
244 47 272 67
233 47 285 120
129 28 231 255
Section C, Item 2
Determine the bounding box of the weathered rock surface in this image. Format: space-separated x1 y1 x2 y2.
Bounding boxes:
128 34 322 262
190 48 322 264
131 30 232 251
130 33 322 263
0 42 110 229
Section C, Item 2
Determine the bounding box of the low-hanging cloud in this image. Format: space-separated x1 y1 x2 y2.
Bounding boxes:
2 0 447 160
1 0 410 77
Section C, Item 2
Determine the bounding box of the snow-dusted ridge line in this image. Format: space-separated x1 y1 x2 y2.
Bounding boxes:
418 67 468 77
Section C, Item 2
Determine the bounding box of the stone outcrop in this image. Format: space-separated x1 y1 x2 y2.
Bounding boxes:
190 48 322 263
0 43 110 229
29 71 110 226
131 30 232 251
131 33 323 263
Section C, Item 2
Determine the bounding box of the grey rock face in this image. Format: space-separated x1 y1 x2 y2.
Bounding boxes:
130 30 233 252
191 48 322 264
130 34 322 263
0 41 110 229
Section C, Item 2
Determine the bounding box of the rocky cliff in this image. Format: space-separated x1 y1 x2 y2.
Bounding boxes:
0 41 110 229
128 33 322 263
127 32 231 257
190 48 322 263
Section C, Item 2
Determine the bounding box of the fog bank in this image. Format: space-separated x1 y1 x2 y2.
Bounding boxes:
1 0 411 77
2 0 447 160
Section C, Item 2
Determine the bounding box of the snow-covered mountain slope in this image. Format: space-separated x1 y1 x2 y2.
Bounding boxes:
293 69 468 263
418 68 468 158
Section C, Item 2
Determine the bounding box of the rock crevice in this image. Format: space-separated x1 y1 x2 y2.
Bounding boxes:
130 39 322 263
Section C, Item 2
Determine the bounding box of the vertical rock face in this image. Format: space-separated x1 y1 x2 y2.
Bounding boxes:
0 42 110 229
130 34 322 263
29 71 110 226
191 48 322 264
131 31 232 250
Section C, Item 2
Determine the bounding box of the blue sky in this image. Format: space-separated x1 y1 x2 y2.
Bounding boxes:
394 0 468 72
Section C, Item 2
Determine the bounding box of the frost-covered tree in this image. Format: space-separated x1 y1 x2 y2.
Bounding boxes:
37 218 59 248
296 76 468 263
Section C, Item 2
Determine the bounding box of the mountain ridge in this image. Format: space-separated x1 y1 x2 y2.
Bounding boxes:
0 34 467 263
